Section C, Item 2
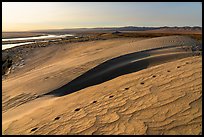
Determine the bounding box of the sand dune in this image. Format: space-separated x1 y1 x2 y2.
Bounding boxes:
3 56 202 135
3 36 196 111
2 35 202 135
44 45 196 97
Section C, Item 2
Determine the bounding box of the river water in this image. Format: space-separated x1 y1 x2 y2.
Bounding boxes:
2 34 74 50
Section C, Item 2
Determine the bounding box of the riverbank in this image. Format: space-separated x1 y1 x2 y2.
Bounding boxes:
2 31 202 79
2 32 45 39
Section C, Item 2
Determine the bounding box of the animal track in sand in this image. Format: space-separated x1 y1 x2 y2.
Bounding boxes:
92 101 97 104
30 127 38 132
45 77 49 80
140 82 145 85
54 116 60 121
109 95 114 98
75 108 81 112
125 87 129 90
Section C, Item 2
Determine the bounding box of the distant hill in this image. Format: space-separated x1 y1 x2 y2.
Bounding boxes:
29 26 161 33
160 26 202 31
3 26 201 34
30 26 201 33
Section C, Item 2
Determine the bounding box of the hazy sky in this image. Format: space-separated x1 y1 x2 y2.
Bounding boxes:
2 2 202 31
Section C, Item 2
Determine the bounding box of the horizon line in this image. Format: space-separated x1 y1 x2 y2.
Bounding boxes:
2 25 202 33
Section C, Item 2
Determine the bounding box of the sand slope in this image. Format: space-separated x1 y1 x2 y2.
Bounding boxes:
3 56 202 135
2 35 202 135
2 36 196 97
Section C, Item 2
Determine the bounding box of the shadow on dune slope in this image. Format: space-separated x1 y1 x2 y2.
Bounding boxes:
43 45 195 97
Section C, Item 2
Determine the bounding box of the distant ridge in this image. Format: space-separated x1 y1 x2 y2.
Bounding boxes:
3 26 202 33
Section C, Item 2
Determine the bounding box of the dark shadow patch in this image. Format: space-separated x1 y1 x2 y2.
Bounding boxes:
186 62 189 64
43 45 194 97
152 75 156 78
54 116 60 121
125 87 129 90
75 108 80 112
177 66 180 68
109 95 114 98
92 101 97 104
140 82 144 85
167 70 171 72
43 51 150 97
30 127 38 132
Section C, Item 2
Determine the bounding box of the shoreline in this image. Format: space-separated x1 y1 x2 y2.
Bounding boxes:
2 32 202 78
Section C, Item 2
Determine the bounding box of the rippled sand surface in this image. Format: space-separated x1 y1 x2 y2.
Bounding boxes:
2 36 202 135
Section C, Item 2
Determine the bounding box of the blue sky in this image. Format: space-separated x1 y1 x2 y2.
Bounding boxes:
2 2 202 31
